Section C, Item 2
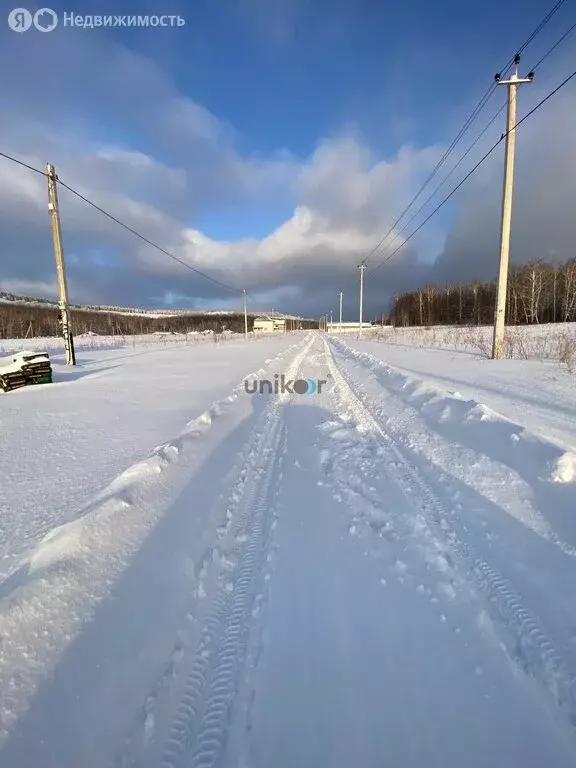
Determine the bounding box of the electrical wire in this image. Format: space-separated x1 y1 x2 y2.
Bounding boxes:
0 151 46 176
530 19 576 70
361 0 569 267
0 153 246 295
0 1 571 301
369 68 576 275
56 179 244 294
518 0 568 55
361 81 498 266
365 15 576 271
373 100 507 263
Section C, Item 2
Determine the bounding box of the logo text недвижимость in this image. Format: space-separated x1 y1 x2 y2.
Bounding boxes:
244 375 332 396
7 8 185 32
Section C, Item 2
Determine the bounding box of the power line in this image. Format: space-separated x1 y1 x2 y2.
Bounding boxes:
0 150 246 294
0 151 46 177
0 150 245 295
364 15 576 270
361 81 498 266
361 0 568 267
374 101 507 263
56 179 244 294
518 0 568 55
369 68 576 275
0 152 248 293
530 19 576 70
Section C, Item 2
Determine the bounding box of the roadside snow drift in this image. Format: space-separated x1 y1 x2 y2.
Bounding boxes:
0 335 310 746
1 332 576 767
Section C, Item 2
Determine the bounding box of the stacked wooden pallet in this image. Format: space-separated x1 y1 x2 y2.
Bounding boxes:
20 352 52 386
0 360 28 393
0 351 52 393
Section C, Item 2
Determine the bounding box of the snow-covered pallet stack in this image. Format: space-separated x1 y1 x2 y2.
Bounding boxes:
0 361 27 392
20 351 52 385
0 351 52 392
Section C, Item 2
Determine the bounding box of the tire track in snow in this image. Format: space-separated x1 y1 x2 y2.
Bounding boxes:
333 339 576 558
322 336 576 732
183 424 283 768
114 410 272 768
109 337 314 768
226 425 288 768
155 337 313 768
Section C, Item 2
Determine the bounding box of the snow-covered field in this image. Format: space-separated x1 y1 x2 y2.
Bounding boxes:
0 334 296 578
1 331 576 766
0 330 269 356
363 322 576 367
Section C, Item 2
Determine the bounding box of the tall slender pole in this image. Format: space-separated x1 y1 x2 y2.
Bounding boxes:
492 55 533 359
358 263 366 338
47 163 75 365
242 288 248 340
553 265 557 322
339 290 343 333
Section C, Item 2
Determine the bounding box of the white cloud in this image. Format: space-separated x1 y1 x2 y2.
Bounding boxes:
0 279 59 299
1 28 573 319
432 72 576 284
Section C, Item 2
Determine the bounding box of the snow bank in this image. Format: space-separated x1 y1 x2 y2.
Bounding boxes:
361 322 576 365
0 331 281 356
0 335 309 745
334 340 576 487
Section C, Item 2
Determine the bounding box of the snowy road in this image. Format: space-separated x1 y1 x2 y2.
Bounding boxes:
0 335 297 580
2 332 576 766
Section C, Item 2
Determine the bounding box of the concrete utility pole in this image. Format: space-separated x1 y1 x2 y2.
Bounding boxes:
242 288 248 340
47 163 76 365
339 290 343 333
358 262 367 338
492 55 533 360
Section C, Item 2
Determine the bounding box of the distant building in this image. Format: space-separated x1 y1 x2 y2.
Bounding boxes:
326 322 376 334
253 317 286 333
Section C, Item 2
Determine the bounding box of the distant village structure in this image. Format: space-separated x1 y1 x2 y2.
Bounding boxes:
252 314 305 333
325 322 376 333
253 317 285 333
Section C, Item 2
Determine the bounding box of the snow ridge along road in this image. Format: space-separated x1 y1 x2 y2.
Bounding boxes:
1 332 576 767
325 336 576 732
0 335 311 760
155 337 311 768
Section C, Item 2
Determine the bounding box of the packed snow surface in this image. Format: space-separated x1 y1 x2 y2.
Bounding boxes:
1 331 576 767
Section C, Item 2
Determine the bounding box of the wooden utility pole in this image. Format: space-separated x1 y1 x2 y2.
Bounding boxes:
242 288 248 340
47 163 76 365
358 263 366 338
491 55 533 359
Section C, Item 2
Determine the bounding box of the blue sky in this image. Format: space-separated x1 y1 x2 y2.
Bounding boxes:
0 0 575 314
95 0 534 153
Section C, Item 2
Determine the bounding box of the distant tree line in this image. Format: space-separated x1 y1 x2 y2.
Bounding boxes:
0 303 316 339
0 304 244 338
0 291 60 306
0 292 228 316
389 258 576 327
